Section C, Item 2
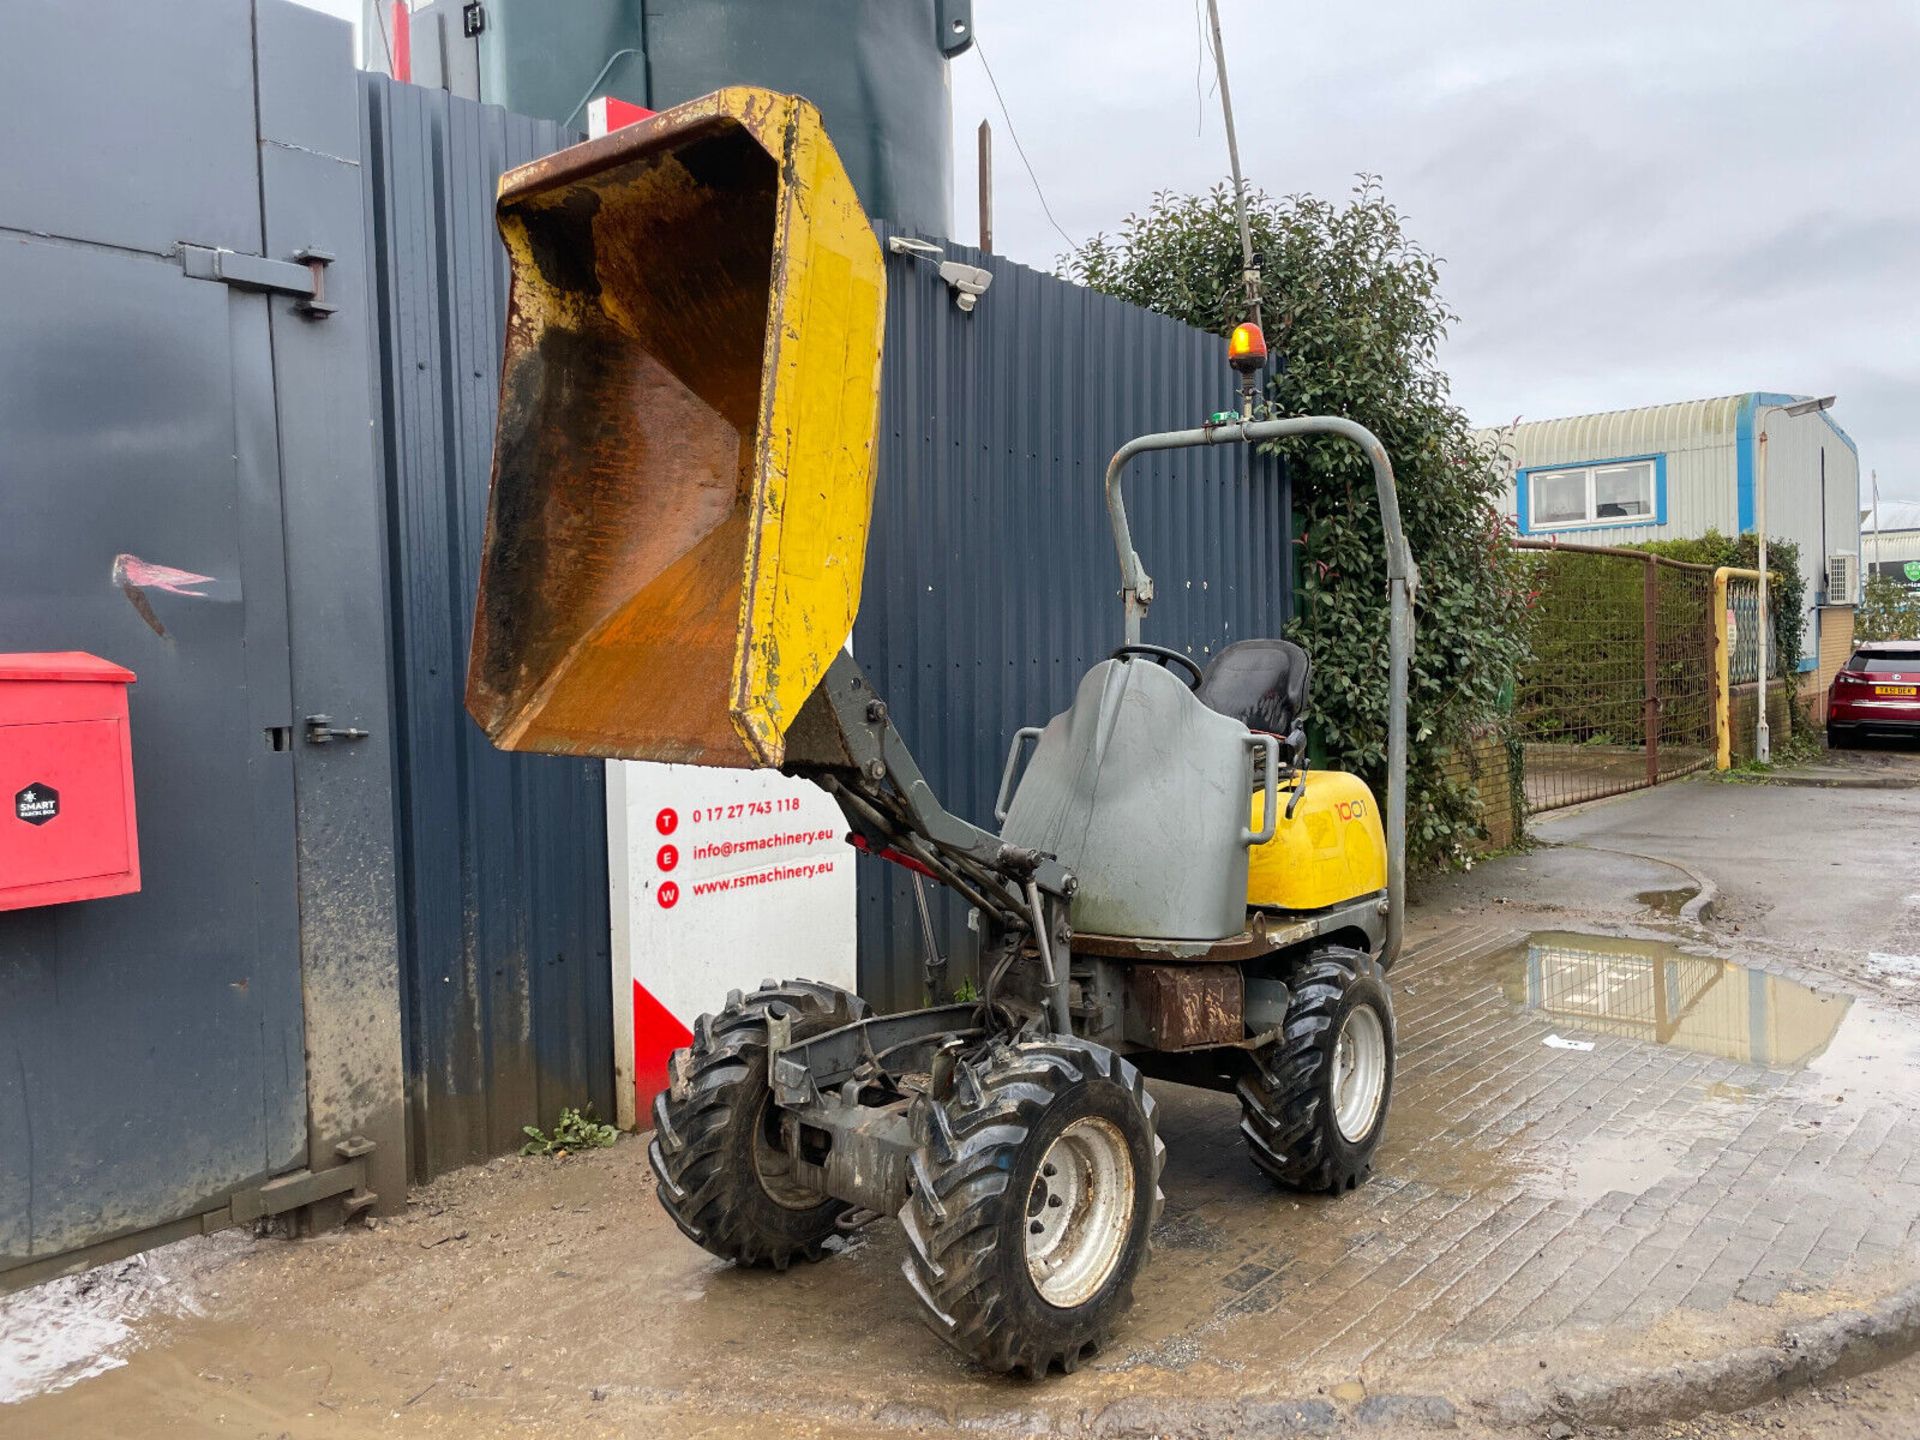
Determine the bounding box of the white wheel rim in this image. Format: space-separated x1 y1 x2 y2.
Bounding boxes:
1024 1116 1135 1308
1332 1004 1388 1143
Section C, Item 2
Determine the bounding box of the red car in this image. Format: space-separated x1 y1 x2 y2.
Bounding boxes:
1828 641 1920 747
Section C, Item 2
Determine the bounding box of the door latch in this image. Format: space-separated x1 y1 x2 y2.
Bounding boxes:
180 244 337 319
304 714 369 745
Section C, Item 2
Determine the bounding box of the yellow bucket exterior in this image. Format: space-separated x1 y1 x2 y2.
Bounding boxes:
1247 770 1389 911
465 87 886 768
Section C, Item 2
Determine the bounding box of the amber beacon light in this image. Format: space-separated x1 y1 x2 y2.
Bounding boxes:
1227 321 1267 374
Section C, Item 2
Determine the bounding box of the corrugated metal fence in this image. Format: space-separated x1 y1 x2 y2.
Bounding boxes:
856 230 1293 1012
361 76 613 1181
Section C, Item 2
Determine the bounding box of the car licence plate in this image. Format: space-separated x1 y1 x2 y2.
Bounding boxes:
1875 684 1918 696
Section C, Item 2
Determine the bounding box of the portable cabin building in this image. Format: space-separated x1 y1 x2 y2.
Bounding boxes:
1484 393 1861 669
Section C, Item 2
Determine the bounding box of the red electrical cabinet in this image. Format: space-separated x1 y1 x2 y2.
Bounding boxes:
0 652 141 911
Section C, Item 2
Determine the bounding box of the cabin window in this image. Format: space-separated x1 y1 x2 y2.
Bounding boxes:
1523 458 1657 531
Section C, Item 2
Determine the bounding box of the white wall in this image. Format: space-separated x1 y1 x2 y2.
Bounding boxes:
1762 404 1861 607
1864 500 1920 571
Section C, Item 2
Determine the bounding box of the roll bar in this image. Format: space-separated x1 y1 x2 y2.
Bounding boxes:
1103 417 1418 966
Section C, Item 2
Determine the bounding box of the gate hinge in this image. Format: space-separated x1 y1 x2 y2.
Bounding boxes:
462 1 485 37
179 243 337 318
230 1155 371 1225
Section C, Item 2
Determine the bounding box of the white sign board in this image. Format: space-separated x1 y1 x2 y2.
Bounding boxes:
607 761 857 1128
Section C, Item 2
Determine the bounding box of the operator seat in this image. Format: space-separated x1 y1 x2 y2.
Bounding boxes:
1195 638 1311 766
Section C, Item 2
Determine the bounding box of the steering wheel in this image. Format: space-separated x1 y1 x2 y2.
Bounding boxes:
1112 643 1203 690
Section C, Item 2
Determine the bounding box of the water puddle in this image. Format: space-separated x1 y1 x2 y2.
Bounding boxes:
1459 932 1920 1204
1549 1129 1695 1204
1480 931 1849 1070
1634 886 1699 917
0 1236 242 1404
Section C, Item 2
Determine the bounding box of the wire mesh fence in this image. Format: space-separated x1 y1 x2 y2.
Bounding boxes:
1514 541 1718 813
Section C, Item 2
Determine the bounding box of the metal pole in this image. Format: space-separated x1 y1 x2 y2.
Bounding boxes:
1103 416 1416 966
912 875 945 999
1025 881 1073 1036
1872 469 1882 574
976 120 993 254
1205 0 1260 331
1643 556 1660 787
1756 426 1771 764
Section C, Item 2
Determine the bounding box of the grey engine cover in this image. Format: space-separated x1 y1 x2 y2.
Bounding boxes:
1000 657 1256 940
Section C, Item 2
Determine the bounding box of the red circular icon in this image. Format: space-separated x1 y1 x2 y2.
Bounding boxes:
657 880 680 909
655 807 678 836
656 843 679 872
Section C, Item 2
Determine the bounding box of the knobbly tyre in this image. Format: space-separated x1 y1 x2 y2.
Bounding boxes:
465 87 1416 1377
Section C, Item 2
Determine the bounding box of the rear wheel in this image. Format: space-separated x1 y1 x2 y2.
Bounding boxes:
1239 945 1394 1193
900 1037 1163 1376
648 979 867 1269
1827 721 1850 750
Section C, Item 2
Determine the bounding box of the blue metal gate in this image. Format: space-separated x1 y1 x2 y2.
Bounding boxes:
1 0 408 1279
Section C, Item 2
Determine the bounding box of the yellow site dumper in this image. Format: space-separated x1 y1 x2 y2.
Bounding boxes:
468 87 1418 1377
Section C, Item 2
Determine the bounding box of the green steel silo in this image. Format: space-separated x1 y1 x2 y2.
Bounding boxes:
458 0 973 236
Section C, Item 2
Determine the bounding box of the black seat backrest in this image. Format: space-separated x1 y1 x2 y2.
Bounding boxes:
1195 638 1311 736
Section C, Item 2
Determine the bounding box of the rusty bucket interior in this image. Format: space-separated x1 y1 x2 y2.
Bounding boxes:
466 87 886 768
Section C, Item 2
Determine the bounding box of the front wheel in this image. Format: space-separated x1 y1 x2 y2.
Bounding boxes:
648 979 868 1269
899 1037 1164 1376
1239 945 1394 1193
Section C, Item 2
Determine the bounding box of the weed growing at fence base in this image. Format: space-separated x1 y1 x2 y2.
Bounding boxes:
521 1105 617 1157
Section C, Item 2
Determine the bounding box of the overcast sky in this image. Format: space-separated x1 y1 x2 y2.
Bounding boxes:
305 0 1918 504
947 0 1919 503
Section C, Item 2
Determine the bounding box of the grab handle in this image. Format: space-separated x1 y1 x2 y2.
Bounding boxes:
1242 733 1279 846
994 726 1044 822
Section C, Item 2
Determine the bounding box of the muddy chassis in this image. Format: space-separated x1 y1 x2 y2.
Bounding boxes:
736 643 1392 1222
752 893 1389 1206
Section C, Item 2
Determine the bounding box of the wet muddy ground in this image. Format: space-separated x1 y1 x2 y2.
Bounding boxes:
8 770 1920 1437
